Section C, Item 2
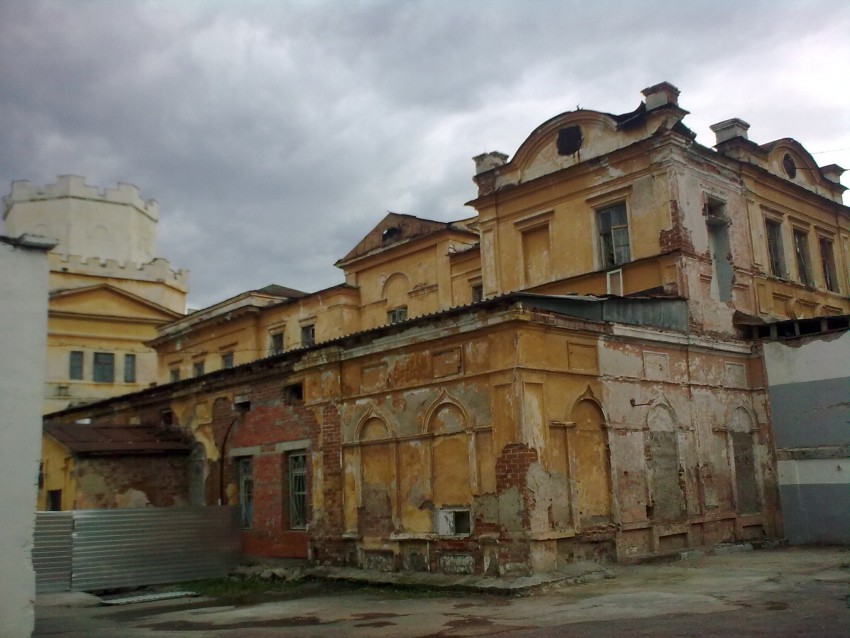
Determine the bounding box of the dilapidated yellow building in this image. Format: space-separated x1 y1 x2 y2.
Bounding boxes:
47 82 849 574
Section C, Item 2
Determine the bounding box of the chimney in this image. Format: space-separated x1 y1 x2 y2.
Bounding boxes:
641 82 680 110
710 118 750 145
473 151 509 175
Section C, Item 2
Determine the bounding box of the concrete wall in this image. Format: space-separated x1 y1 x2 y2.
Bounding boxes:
764 329 850 545
0 235 54 638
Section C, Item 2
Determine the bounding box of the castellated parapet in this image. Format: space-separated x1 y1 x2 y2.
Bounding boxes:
49 254 189 292
3 175 165 266
3 175 159 221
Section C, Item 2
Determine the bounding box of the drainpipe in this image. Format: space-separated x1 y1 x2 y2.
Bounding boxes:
218 398 251 505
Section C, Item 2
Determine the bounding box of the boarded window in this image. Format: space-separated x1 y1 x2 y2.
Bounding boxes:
732 431 762 514
647 431 686 521
522 224 550 286
571 399 612 525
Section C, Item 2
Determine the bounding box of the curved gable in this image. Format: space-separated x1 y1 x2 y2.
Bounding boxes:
761 138 837 194
511 111 623 184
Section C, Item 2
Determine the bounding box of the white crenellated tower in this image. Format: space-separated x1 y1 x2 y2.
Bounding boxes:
2 175 188 414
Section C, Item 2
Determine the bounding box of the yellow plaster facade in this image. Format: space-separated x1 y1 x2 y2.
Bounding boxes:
2 176 187 413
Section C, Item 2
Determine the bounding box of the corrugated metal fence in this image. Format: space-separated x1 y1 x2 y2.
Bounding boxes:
34 507 240 593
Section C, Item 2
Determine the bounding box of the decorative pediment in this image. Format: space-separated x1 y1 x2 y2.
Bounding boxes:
49 284 181 322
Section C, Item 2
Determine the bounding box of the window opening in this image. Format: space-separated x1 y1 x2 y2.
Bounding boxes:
169 367 180 383
706 198 733 301
283 382 304 405
221 352 234 369
471 283 483 303
270 332 284 355
437 509 472 536
239 458 253 529
69 351 84 380
765 219 786 278
47 489 62 511
819 237 839 293
92 352 115 383
597 203 630 268
300 324 315 347
387 306 408 324
123 353 136 383
288 452 307 529
793 228 813 287
192 360 205 377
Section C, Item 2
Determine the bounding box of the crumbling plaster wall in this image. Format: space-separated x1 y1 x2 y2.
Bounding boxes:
72 455 189 509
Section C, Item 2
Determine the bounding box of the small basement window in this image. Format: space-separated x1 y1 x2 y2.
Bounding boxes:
437 508 471 536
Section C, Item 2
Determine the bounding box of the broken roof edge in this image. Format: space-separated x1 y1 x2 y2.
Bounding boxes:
46 292 697 420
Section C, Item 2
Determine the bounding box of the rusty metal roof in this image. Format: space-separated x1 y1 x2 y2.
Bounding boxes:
43 422 191 455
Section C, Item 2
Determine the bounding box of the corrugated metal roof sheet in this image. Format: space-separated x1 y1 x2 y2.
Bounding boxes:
44 422 191 455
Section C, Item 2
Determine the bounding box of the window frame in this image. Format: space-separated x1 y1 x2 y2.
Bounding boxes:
169 367 180 383
192 360 205 377
387 306 408 324
123 353 136 383
288 452 308 529
792 227 813 287
238 457 253 529
69 351 84 381
270 332 284 355
764 217 786 278
819 235 839 293
300 324 315 347
92 352 115 383
221 351 234 369
596 202 631 269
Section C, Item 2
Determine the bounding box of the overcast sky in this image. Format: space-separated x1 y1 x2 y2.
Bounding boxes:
2 0 849 309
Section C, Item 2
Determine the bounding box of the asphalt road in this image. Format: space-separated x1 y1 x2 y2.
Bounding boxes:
35 546 850 637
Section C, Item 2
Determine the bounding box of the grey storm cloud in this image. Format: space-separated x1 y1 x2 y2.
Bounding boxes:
2 0 849 308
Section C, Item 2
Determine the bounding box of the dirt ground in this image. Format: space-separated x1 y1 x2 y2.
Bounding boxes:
35 546 850 637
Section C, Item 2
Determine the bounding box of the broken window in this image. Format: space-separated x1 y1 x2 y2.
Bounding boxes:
300 324 315 347
238 458 253 529
381 226 401 244
705 198 733 302
288 452 307 529
387 306 408 324
597 203 631 268
92 352 114 383
765 218 786 278
819 236 839 292
793 228 813 287
556 125 583 155
283 382 304 405
437 509 471 536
